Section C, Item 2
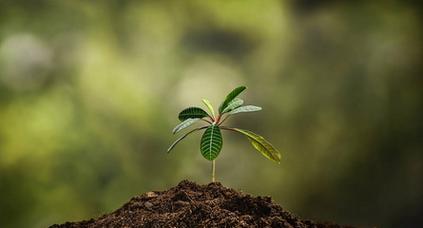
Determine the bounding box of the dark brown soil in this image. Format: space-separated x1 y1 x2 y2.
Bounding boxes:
50 180 352 228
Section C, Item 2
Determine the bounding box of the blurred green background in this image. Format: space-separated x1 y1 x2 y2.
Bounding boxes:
0 0 422 227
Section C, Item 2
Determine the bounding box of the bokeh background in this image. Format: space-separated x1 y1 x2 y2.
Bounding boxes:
0 1 422 227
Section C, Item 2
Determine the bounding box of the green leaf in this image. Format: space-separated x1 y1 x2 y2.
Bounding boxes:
222 98 244 113
202 99 215 118
200 125 223 161
168 127 207 153
218 86 247 113
172 118 200 134
231 128 281 163
178 107 210 121
229 105 262 115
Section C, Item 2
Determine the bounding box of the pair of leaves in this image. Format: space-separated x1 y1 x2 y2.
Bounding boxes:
222 98 244 113
219 86 262 116
179 85 249 117
218 86 246 113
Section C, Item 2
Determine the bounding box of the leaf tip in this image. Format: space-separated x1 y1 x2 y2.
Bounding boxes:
237 85 247 93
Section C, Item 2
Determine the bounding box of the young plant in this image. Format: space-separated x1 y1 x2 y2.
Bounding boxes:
168 86 281 182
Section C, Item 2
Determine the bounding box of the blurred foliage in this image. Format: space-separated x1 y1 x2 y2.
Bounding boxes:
0 0 422 227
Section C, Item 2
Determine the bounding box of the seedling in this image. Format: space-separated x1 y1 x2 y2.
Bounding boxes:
168 86 281 182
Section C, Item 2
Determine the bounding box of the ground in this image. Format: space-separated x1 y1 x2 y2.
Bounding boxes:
50 180 352 228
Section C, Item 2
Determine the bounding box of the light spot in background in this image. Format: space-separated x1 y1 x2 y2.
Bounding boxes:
75 38 151 126
177 59 244 107
0 89 74 165
0 34 53 91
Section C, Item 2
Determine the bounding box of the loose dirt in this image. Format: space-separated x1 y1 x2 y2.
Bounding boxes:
50 180 352 228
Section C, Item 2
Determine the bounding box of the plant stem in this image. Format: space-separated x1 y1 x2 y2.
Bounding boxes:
219 126 236 132
201 119 213 124
218 114 230 125
212 160 216 182
214 114 221 124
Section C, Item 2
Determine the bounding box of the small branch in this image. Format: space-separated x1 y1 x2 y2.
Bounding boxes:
219 126 237 132
212 160 216 182
201 118 213 124
218 114 230 126
167 126 208 153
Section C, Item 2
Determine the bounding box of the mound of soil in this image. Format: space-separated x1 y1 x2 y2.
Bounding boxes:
51 180 351 228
